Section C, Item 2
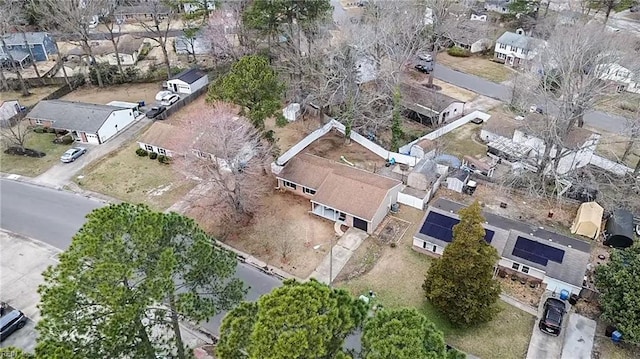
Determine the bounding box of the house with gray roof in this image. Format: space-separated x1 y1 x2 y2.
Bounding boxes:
399 82 465 125
26 100 137 145
494 29 545 68
0 32 57 62
413 198 591 295
166 68 209 95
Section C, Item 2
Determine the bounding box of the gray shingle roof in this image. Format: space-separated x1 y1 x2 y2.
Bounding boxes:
415 198 591 287
172 68 207 84
1 32 49 46
496 31 539 51
26 100 129 133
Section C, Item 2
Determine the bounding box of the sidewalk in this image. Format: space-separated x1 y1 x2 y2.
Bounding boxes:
307 228 369 284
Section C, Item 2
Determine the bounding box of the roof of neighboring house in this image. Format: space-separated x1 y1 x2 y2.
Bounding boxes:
450 21 490 45
26 100 129 133
416 198 591 287
277 153 401 221
414 139 436 151
0 48 30 62
399 83 463 115
0 100 20 121
138 122 177 150
564 126 598 148
448 170 469 182
496 31 540 50
115 4 170 15
115 35 144 55
170 68 207 84
1 32 49 45
482 112 523 138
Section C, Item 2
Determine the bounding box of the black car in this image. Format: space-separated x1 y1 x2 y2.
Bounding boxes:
0 309 27 341
539 298 565 336
415 64 432 74
146 106 167 119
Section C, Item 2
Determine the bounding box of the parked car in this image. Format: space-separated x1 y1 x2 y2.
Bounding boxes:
415 64 432 74
155 90 173 102
529 105 544 114
160 94 180 106
418 53 433 62
60 147 87 163
539 298 566 336
146 106 167 119
0 309 27 341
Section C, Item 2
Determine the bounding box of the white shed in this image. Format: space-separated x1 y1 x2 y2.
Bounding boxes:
446 170 469 193
26 100 137 145
167 68 209 94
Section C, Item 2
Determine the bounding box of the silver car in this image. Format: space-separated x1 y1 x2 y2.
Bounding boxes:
60 147 87 163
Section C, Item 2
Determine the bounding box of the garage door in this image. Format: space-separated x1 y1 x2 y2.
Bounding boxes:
353 217 368 232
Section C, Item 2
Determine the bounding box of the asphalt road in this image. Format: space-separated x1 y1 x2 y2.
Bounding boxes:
432 64 630 134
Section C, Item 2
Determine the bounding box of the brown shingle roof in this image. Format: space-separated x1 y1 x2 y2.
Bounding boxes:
564 127 598 148
138 122 178 150
399 83 463 114
483 113 523 138
277 153 401 221
416 138 436 151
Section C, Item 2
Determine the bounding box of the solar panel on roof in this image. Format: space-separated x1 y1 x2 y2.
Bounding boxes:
419 212 494 244
512 237 565 266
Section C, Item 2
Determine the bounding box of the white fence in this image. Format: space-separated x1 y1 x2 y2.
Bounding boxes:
589 154 633 176
398 190 425 210
399 110 490 154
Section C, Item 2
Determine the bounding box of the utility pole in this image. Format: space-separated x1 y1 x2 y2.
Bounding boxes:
329 236 333 287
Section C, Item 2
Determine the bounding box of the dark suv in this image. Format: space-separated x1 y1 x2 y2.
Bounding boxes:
539 298 565 336
0 309 27 341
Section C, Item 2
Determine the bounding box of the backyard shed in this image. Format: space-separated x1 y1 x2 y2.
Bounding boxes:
166 68 209 94
446 170 469 193
570 202 604 239
603 209 636 249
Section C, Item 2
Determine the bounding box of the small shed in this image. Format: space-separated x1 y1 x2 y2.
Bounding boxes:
446 170 469 193
283 103 301 122
167 68 208 94
410 139 436 159
570 202 604 239
603 208 635 249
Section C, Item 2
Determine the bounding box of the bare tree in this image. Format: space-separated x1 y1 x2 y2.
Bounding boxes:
424 0 466 88
34 0 109 87
173 102 274 225
202 7 247 62
135 0 177 80
101 4 125 76
0 119 31 152
0 0 30 96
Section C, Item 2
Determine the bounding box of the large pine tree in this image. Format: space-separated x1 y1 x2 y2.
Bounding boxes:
422 201 501 326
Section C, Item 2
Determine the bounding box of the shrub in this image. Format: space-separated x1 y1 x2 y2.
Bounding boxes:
447 46 471 57
46 127 56 133
136 148 149 157
158 155 171 164
275 114 288 127
53 134 75 145
149 152 158 159
33 126 45 133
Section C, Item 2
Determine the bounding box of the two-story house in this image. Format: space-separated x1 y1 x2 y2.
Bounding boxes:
597 62 640 94
494 30 544 68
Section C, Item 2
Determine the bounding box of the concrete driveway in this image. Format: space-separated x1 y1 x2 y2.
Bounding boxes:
526 294 567 359
0 230 60 352
560 314 596 359
33 116 151 188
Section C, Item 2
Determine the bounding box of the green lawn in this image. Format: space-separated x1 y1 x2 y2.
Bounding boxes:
437 53 514 83
74 142 196 211
0 132 71 177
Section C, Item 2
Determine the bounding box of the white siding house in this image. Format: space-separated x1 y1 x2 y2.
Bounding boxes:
137 122 178 157
597 63 640 94
494 30 544 68
167 68 209 94
26 100 137 145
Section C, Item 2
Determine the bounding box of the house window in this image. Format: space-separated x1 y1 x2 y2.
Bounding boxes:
422 241 427 249
283 180 296 190
158 148 166 155
338 212 346 221
521 266 530 274
511 263 520 270
34 119 43 125
432 245 437 253
303 187 316 195
499 43 507 49
145 144 153 151
497 53 506 59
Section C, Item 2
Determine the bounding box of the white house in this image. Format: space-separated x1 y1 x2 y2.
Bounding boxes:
400 83 465 125
480 113 601 175
0 100 22 126
107 101 142 117
183 1 216 14
138 122 178 157
413 198 591 295
597 62 640 94
484 0 511 14
494 30 545 68
167 68 209 94
470 10 488 21
26 100 137 145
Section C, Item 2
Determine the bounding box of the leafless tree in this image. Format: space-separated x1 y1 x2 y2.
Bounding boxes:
134 0 177 80
101 3 125 76
0 0 30 96
202 8 247 62
34 0 109 87
173 102 274 225
0 119 31 152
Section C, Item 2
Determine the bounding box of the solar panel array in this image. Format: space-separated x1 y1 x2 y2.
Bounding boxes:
512 236 565 266
419 212 495 244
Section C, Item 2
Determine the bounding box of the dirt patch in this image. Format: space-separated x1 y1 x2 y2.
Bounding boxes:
437 53 514 83
334 239 385 282
403 69 478 103
374 216 412 245
264 115 322 154
0 86 60 107
62 82 162 106
75 142 196 211
302 132 387 172
217 191 335 279
497 271 546 308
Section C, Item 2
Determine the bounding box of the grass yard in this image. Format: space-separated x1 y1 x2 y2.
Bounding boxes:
0 86 60 107
596 93 640 118
437 53 514 83
74 142 196 211
336 205 534 359
593 129 640 168
0 132 71 177
437 123 488 159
